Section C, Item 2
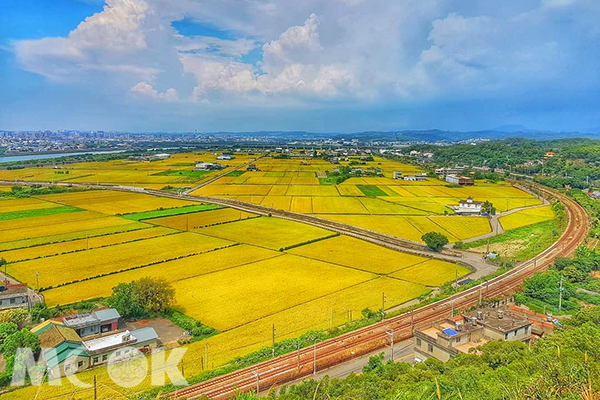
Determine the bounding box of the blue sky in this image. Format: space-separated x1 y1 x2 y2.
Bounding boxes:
1 0 600 133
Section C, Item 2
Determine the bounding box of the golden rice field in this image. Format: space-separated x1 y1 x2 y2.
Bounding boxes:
290 196 313 213
0 226 176 263
0 197 62 213
428 216 493 240
0 221 148 252
0 151 258 188
40 190 197 214
319 214 492 243
288 235 428 274
148 208 256 230
8 232 232 288
499 205 555 231
312 196 368 214
0 211 135 243
172 255 376 330
196 216 334 250
42 244 280 305
391 259 471 287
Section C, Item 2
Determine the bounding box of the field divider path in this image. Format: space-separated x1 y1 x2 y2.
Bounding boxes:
461 186 551 244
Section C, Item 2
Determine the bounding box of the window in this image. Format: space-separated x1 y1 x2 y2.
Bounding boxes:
10 298 15 304
115 351 121 356
65 364 71 372
93 357 99 363
102 355 107 361
428 344 433 352
416 338 422 346
78 361 84 368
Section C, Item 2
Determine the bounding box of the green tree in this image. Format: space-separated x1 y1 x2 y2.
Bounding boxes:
482 201 496 215
2 329 40 359
421 232 449 252
135 277 175 314
107 277 175 319
0 322 18 352
107 282 145 319
0 309 28 326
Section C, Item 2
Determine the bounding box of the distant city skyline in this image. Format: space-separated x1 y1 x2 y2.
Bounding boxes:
1 0 599 133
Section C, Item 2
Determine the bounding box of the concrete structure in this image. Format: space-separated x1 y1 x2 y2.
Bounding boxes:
35 322 158 379
0 282 30 310
445 175 475 186
62 308 120 337
38 324 87 378
84 327 159 367
150 153 170 161
435 166 467 175
393 171 403 179
450 197 483 215
195 162 224 171
414 307 532 362
217 155 233 160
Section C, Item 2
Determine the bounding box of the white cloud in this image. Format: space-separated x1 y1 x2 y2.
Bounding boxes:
130 81 178 101
14 0 153 81
181 13 354 98
12 0 600 108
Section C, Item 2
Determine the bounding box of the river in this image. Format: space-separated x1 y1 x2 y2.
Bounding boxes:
0 150 125 163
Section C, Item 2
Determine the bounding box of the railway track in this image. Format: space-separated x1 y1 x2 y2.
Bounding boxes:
0 180 588 399
168 185 589 399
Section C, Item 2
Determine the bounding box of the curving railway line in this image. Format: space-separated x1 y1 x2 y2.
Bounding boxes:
0 180 589 399
167 185 589 399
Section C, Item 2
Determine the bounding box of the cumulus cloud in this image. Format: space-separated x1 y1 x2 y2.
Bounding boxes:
14 0 154 81
182 13 354 98
130 81 178 101
11 0 600 108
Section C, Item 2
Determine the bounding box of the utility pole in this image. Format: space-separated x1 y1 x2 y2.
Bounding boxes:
252 371 260 393
455 267 458 287
313 339 320 376
330 308 333 329
558 276 564 313
272 324 276 358
93 375 97 400
35 272 39 291
386 329 394 361
180 360 185 377
296 340 301 371
382 292 386 320
205 344 208 369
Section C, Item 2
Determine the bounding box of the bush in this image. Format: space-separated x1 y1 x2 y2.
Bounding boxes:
422 232 449 252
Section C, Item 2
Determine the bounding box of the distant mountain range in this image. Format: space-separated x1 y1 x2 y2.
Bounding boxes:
206 128 600 142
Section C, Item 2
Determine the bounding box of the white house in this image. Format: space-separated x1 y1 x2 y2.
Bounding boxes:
393 171 403 179
150 153 170 161
217 155 232 160
451 197 482 215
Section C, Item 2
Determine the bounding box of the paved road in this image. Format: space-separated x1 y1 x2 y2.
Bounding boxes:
462 186 551 244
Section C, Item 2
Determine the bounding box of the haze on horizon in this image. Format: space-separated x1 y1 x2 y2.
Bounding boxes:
1 0 599 134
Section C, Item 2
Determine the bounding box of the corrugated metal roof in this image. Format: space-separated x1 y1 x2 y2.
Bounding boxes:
131 327 158 343
93 308 121 322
